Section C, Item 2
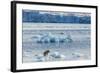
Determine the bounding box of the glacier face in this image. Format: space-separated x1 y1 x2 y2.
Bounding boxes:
22 10 91 24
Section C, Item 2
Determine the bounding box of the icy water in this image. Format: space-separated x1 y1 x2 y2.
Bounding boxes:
22 23 91 63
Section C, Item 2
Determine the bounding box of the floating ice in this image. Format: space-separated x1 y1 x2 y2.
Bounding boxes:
31 33 73 44
33 55 45 62
71 52 86 59
50 51 66 59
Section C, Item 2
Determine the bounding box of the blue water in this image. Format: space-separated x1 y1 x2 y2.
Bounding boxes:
22 29 91 63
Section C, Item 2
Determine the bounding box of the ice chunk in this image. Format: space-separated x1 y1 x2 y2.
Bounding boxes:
72 52 86 59
50 51 66 59
33 55 45 62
